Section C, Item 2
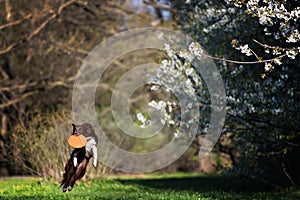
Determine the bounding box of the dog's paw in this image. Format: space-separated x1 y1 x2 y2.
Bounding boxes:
73 157 77 167
93 159 97 168
68 186 73 191
60 184 67 192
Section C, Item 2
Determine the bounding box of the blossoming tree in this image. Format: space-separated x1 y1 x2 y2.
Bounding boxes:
138 0 299 186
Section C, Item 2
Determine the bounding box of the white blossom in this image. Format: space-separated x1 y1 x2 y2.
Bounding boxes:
286 49 297 59
264 62 273 72
136 112 151 128
142 43 205 136
150 85 160 91
238 44 253 56
188 42 203 58
273 58 282 65
174 130 182 138
224 0 299 70
286 29 300 43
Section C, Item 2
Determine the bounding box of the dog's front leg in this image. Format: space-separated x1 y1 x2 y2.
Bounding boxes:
73 148 81 167
73 157 77 167
92 145 98 168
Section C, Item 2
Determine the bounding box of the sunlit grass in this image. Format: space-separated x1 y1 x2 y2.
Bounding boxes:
0 174 299 199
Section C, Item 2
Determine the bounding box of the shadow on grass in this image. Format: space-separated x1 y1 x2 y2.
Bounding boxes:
116 175 272 193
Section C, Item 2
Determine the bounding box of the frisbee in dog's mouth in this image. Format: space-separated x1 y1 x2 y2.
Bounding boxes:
68 135 87 148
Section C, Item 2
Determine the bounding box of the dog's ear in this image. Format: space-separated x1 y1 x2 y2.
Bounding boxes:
72 124 76 135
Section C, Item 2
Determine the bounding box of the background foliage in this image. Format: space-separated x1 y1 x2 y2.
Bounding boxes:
0 0 299 189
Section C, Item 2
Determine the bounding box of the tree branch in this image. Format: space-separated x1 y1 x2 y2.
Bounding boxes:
0 91 38 109
27 0 82 40
0 81 38 92
0 40 23 55
204 53 286 65
0 14 32 30
0 0 85 55
253 39 298 50
0 75 76 109
49 39 89 55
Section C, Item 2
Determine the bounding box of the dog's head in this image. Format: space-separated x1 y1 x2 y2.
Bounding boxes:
72 123 96 139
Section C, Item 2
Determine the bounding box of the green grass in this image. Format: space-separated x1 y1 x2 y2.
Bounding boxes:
0 174 299 199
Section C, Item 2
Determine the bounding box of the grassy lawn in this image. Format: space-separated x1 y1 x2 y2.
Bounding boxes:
0 173 299 199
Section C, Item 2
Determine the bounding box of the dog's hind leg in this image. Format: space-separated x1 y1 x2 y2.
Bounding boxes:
68 158 89 191
60 162 75 192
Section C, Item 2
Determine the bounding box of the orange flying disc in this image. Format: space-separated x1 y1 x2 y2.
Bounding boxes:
68 135 87 148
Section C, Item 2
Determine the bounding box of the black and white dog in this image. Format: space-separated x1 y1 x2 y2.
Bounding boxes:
60 122 98 192
72 123 98 168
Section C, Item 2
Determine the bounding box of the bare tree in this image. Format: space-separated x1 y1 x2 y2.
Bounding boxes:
0 0 168 175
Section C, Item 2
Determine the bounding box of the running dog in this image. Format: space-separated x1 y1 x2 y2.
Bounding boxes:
60 123 98 192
